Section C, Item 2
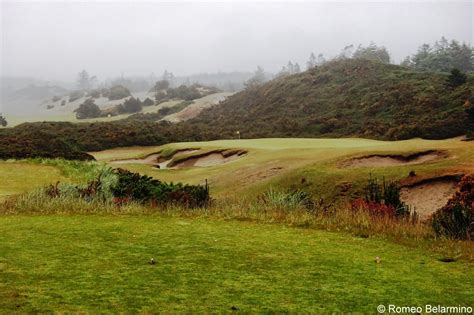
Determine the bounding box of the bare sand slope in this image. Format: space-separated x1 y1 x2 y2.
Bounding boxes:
170 150 247 168
400 176 461 219
109 148 246 169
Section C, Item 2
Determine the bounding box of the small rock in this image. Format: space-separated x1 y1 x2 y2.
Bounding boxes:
375 256 381 264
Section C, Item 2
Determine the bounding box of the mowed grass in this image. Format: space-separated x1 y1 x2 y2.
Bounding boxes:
1 215 472 313
0 163 67 198
91 137 474 198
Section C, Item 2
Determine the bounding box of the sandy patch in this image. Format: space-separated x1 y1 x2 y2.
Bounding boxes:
170 150 247 168
400 175 461 219
109 149 199 169
340 150 447 168
162 92 231 123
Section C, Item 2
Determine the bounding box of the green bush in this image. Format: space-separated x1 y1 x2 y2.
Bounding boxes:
362 176 411 218
74 98 101 119
168 85 201 101
111 168 210 207
69 90 84 103
0 115 7 127
142 97 154 106
446 68 467 88
117 97 142 114
107 85 131 100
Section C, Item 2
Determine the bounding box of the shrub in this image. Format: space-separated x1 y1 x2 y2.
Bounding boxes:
351 198 396 218
74 98 101 119
119 97 142 114
352 176 412 218
52 95 61 102
446 68 467 88
107 85 131 100
142 97 154 107
154 91 169 103
88 89 101 98
69 90 84 102
111 168 210 207
46 167 117 202
0 115 7 127
432 175 474 240
150 80 170 92
168 85 201 101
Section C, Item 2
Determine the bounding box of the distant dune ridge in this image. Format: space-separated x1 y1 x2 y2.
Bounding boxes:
189 59 473 141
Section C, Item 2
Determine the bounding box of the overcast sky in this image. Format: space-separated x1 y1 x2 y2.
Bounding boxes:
1 1 472 81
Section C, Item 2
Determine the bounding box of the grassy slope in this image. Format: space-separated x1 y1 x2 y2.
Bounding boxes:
1 215 472 313
189 59 474 140
92 137 474 199
0 163 67 198
1 137 472 201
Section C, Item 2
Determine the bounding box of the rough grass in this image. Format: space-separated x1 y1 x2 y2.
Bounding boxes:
1 193 472 261
1 215 472 313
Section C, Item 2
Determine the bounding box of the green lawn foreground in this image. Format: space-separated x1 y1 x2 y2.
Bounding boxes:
0 216 472 313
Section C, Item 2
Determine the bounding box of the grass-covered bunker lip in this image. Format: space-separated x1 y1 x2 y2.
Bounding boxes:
339 150 449 168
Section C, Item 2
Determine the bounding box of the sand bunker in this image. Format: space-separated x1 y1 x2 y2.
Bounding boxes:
341 150 448 168
110 149 198 169
110 148 246 169
400 175 461 219
169 149 247 168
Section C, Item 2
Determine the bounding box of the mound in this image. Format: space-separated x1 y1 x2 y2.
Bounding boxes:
189 59 473 140
400 175 462 218
340 150 448 168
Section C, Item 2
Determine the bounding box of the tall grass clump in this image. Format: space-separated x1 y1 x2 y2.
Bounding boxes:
351 175 416 220
259 188 312 210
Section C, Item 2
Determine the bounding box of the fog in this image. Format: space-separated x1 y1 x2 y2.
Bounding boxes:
1 1 472 82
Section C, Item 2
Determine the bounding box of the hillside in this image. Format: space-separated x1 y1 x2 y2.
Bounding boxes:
188 59 473 140
1 59 473 160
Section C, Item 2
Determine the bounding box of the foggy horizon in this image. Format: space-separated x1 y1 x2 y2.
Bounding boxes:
1 1 473 82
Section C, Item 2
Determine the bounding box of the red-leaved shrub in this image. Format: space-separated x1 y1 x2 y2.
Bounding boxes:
432 175 474 240
351 198 396 217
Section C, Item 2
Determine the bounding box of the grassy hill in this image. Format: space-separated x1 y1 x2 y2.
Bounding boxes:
1 59 472 161
188 59 473 140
